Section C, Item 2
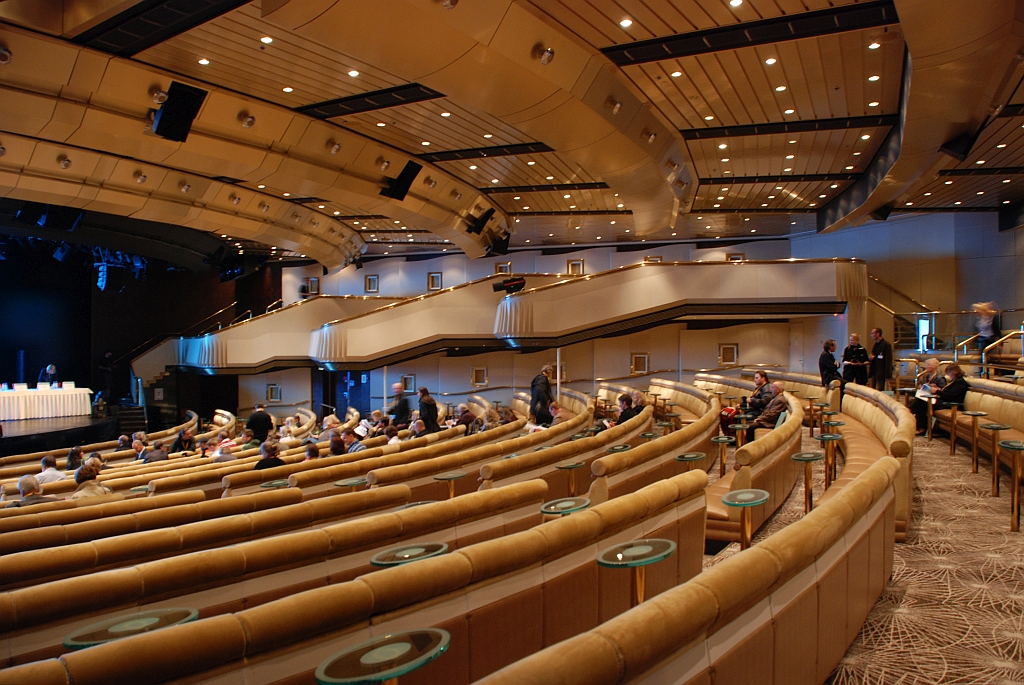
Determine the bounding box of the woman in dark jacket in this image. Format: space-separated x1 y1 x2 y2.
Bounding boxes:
819 339 843 389
418 386 440 433
932 363 969 407
530 365 554 425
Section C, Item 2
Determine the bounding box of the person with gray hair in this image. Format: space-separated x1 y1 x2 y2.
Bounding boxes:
6 475 58 508
748 381 789 440
911 358 946 434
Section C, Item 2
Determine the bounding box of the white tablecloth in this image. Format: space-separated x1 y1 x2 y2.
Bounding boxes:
0 388 93 421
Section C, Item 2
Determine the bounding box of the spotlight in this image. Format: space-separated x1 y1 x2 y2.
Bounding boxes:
492 277 525 294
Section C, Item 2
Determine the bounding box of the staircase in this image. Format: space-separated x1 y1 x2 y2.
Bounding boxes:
117 405 149 436
893 314 920 350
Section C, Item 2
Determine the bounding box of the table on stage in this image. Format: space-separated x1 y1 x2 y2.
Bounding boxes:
0 387 93 422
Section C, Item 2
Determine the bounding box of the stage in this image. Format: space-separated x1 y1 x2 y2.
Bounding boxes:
0 416 118 458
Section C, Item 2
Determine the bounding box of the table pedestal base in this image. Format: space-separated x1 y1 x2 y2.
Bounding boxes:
634 565 646 606
1014 453 1021 533
740 508 752 550
803 461 814 514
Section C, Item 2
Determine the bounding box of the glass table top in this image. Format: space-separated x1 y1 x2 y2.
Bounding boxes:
540 497 590 515
998 440 1024 450
639 432 660 439
711 436 736 444
570 434 587 440
722 489 770 507
335 477 368 488
261 479 289 489
813 402 830 408
535 445 555 451
607 444 631 453
370 542 448 567
792 451 825 462
656 422 675 428
129 485 149 494
502 453 519 460
315 628 450 684
814 433 842 442
64 608 199 649
729 423 752 431
597 538 677 568
556 461 585 470
820 410 840 416
962 411 988 417
982 423 1012 431
433 470 466 481
675 452 706 462
822 421 845 427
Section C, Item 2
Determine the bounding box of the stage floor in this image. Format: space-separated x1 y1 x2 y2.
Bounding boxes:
0 415 118 457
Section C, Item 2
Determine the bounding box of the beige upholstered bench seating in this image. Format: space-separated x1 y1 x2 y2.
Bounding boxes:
0 480 549 669
933 376 1024 466
0 471 708 685
705 393 803 542
474 457 900 685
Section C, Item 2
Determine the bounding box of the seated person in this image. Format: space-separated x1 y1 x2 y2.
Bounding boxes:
132 431 148 446
131 440 147 461
343 427 368 453
385 425 401 445
66 446 84 472
411 419 428 438
499 407 517 424
931 363 969 434
217 431 237 451
329 434 346 456
253 441 285 470
238 429 260 450
143 440 168 463
115 435 132 452
611 393 641 426
37 455 67 484
5 475 58 508
456 404 475 427
910 358 946 434
303 443 321 461
170 428 196 454
548 402 568 426
748 370 773 416
318 417 341 442
200 438 218 458
747 382 788 440
71 463 112 499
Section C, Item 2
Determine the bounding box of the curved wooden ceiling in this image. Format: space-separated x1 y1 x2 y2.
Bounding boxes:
1 0 1023 262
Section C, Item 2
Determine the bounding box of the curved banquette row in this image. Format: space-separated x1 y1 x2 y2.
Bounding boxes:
0 470 709 684
0 491 205 529
933 375 1024 463
478 457 900 685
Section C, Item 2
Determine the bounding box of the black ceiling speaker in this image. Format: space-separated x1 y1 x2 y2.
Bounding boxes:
152 81 209 142
487 231 510 256
379 161 423 201
869 203 895 221
466 207 495 235
939 131 978 162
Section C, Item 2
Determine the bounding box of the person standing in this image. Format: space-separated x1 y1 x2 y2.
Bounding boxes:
530 365 554 425
841 333 869 385
418 386 440 433
246 402 274 443
819 339 843 389
389 383 411 429
868 328 893 391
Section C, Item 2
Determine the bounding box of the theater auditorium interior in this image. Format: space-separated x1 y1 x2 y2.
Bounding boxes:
1 0 1024 683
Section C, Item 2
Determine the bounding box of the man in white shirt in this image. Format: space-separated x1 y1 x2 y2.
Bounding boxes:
36 455 67 484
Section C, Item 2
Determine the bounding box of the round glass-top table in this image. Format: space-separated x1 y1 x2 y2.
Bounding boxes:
639 431 659 441
656 421 675 435
722 488 770 549
534 445 555 451
315 628 450 685
607 444 632 453
982 423 1012 497
371 542 448 567
711 435 736 477
792 452 825 514
433 470 466 499
675 452 706 472
999 440 1024 532
260 479 289 489
335 476 368 492
597 538 677 605
962 411 989 474
570 433 587 441
540 496 590 516
556 461 586 496
129 485 149 494
822 420 845 428
729 423 752 448
813 433 843 488
810 402 830 436
64 608 199 650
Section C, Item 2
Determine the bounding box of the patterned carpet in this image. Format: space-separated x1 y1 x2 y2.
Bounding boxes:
702 428 1024 684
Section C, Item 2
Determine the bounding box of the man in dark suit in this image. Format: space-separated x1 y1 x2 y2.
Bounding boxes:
868 328 894 391
38 365 58 385
246 402 275 443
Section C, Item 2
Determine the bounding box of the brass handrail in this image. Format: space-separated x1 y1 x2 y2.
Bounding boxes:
983 328 1024 378
122 300 238 364
867 274 934 312
229 310 253 325
265 299 283 313
196 295 407 335
868 297 895 316
954 333 980 359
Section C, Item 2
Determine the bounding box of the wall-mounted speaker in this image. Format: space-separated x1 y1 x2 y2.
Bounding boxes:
379 161 423 201
152 81 209 143
466 207 495 235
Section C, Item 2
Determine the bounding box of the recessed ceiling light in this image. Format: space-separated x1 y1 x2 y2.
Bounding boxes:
955 201 962 205
845 165 854 170
198 58 210 65
672 232 677 236
492 179 499 183
721 158 729 162
788 140 796 144
768 195 776 199
997 143 1007 148
718 143 728 149
784 109 795 114
765 58 777 65
257 184 265 189
923 193 931 196
523 205 529 209
977 191 985 195
1004 179 1012 183
376 122 385 127
440 112 451 117
570 205 576 208
283 192 291 197
611 221 616 224
261 36 273 44
785 154 795 159
775 187 782 190
318 204 325 208
334 211 341 215
513 196 520 199
853 152 862 156
348 70 359 77
723 170 731 174
483 134 492 138
282 87 293 92
868 75 880 81
1004 200 1011 204
730 0 742 6
617 203 624 208
819 194 827 198
469 165 477 170
761 203 768 207
714 203 721 207
671 71 682 77
868 41 881 50
546 175 554 180
394 220 400 224
905 202 913 206
718 196 725 200
775 85 787 92
976 160 986 165
868 101 880 107
784 167 793 171
809 202 816 206
704 115 715 121
619 18 632 27
860 134 871 141
945 180 953 184
421 141 430 146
